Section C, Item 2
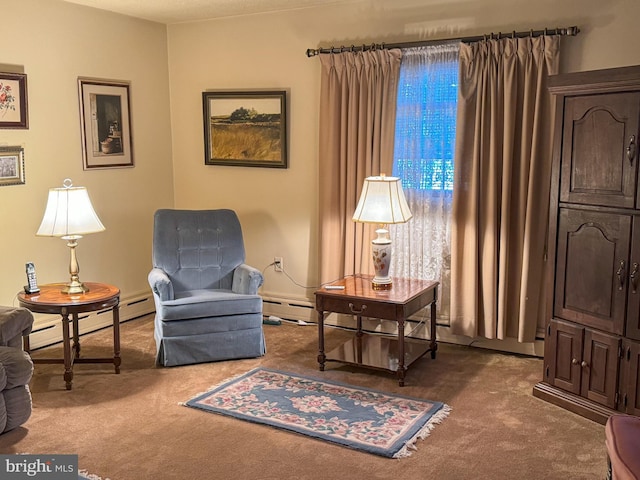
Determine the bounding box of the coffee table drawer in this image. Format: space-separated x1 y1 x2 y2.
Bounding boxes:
319 296 397 319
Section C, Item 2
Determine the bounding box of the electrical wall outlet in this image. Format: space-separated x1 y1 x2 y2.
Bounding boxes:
274 257 283 272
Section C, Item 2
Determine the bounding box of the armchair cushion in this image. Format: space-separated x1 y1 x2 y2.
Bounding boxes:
160 313 262 337
157 290 262 321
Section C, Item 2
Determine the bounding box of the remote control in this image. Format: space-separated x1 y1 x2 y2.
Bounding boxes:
325 285 345 290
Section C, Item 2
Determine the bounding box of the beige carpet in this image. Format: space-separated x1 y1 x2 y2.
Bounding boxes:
0 315 607 479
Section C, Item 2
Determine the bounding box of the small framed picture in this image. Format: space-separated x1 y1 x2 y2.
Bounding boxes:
203 90 288 168
0 72 29 129
78 77 134 169
0 146 25 186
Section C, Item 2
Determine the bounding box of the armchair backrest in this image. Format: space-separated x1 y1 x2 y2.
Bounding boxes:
152 209 246 293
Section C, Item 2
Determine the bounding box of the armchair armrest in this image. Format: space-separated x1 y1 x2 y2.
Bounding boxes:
0 307 34 348
232 264 264 295
148 268 174 301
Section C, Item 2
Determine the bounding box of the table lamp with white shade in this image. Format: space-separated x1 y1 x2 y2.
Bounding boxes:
352 174 412 290
36 178 105 294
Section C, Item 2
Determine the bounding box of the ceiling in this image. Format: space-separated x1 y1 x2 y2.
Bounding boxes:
61 0 362 24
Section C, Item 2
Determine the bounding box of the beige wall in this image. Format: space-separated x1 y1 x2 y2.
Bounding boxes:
2 0 638 310
167 0 640 305
0 0 173 305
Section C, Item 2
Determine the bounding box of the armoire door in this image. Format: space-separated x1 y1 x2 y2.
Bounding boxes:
626 219 640 341
547 319 583 395
581 328 620 409
621 339 640 416
554 208 631 334
560 92 640 208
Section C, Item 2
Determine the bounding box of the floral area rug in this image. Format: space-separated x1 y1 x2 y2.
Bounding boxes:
183 367 450 458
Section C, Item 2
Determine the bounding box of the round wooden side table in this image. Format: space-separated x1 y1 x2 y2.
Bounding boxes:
18 282 121 390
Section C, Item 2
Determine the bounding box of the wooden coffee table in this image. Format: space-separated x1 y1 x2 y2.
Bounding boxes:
315 274 439 386
18 282 121 390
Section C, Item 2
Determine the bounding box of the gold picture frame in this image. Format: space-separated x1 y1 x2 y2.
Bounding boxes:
78 77 134 169
203 90 288 168
0 145 25 186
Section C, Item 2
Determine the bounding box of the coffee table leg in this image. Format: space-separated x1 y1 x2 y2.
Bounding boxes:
397 317 406 387
72 313 80 359
112 304 121 374
61 309 73 390
430 301 438 359
317 310 326 371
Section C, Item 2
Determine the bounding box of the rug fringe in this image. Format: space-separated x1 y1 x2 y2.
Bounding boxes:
393 404 452 459
79 469 110 480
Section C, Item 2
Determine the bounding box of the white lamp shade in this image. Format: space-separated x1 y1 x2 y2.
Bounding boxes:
36 184 105 238
352 175 412 224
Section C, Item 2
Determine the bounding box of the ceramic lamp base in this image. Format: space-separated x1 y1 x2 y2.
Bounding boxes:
371 227 392 289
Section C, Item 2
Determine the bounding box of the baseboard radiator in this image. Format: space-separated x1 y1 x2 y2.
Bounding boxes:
27 290 155 351
262 294 544 357
27 291 543 356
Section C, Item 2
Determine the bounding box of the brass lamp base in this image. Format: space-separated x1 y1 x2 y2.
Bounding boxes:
62 281 90 295
62 235 90 295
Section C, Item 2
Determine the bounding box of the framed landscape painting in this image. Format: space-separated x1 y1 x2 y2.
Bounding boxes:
78 77 134 170
203 90 287 168
0 72 28 129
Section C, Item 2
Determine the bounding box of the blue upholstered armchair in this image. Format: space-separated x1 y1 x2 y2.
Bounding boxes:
148 209 266 367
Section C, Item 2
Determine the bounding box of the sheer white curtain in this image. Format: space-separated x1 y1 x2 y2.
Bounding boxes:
391 43 460 320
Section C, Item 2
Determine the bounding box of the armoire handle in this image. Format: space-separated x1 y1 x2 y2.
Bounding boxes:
631 262 639 294
617 260 626 290
628 135 637 163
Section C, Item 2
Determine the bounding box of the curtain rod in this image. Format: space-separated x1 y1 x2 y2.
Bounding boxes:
305 25 579 57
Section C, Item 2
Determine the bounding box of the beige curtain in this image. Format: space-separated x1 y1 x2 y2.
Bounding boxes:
450 36 560 342
318 49 402 283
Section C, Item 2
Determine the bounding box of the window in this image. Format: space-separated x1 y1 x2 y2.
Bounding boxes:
393 44 459 191
390 43 459 320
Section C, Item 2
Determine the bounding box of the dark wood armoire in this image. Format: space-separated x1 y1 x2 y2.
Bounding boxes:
533 65 640 424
